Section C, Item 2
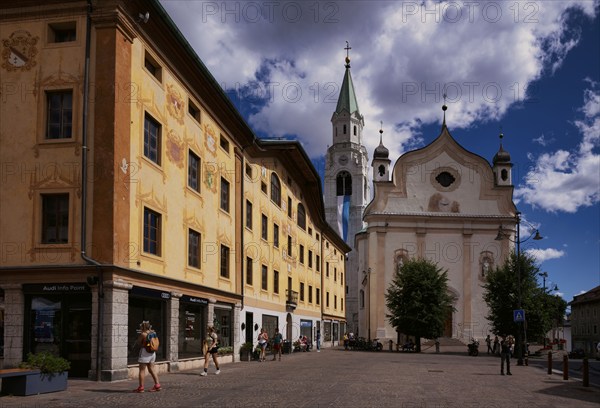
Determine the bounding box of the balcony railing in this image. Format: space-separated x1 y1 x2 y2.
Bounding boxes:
286 290 298 309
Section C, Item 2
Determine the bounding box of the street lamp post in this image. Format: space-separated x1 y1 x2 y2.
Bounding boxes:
496 210 543 366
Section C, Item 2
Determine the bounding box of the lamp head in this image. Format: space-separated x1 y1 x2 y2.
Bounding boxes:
533 230 543 240
138 11 150 23
495 226 505 241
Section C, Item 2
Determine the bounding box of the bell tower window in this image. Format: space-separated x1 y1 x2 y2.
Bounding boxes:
501 169 508 181
343 125 347 134
353 125 357 136
336 171 352 196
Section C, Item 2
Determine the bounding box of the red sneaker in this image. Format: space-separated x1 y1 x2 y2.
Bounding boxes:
133 386 144 393
149 384 161 392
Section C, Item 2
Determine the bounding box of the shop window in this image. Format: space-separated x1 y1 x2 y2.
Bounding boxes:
46 90 72 139
188 150 200 192
179 301 205 359
41 193 69 244
144 113 161 165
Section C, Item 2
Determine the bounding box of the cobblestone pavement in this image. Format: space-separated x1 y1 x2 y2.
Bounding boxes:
1 347 598 408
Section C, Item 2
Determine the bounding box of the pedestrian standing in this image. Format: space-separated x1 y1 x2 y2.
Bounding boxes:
133 321 161 393
486 335 492 354
500 337 512 376
493 335 499 354
201 325 220 376
316 330 321 352
272 328 283 361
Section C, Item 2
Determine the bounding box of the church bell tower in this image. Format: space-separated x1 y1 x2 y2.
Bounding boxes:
324 43 370 333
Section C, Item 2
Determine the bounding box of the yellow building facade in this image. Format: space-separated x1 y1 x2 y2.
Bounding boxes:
0 0 348 381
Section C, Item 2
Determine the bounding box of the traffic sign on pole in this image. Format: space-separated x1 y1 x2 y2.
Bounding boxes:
513 309 525 322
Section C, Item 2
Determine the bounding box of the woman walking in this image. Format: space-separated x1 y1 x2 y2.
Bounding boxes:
201 325 221 376
133 321 161 393
258 328 268 362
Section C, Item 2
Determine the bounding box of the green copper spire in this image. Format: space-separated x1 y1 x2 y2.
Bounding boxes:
335 42 361 116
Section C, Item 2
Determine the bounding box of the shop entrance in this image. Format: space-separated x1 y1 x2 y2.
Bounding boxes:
24 290 91 378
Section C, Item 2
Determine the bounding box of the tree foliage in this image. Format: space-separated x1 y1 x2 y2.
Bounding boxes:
385 258 455 343
483 252 567 341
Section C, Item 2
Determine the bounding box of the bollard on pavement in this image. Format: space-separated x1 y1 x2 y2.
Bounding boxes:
547 351 552 375
389 340 393 352
562 355 568 380
583 357 589 387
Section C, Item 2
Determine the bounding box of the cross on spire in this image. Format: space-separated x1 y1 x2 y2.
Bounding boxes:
344 41 351 67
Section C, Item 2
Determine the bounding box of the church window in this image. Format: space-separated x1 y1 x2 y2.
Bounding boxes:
378 165 385 177
271 174 281 206
501 169 508 181
353 125 357 136
297 203 306 229
435 171 455 187
343 125 347 134
336 171 352 196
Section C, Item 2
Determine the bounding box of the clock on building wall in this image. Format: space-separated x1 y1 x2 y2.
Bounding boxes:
338 155 348 166
1 30 38 72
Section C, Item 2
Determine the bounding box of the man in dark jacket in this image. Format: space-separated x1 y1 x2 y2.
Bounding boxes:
500 337 512 375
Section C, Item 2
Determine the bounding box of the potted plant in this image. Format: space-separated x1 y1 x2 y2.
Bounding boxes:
4 352 71 396
239 342 253 361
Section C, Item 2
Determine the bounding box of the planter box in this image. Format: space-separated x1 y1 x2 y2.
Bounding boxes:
1 371 68 396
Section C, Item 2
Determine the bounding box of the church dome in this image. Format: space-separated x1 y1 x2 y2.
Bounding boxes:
493 133 511 164
374 128 389 159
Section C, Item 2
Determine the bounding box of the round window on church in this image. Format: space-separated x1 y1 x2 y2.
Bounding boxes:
435 171 455 187
430 167 461 192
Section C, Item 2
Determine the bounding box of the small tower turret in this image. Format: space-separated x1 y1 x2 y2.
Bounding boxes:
372 122 390 182
492 131 513 186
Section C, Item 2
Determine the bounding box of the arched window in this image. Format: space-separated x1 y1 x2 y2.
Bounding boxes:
501 169 508 181
378 165 385 177
297 203 306 230
270 173 281 206
336 171 352 196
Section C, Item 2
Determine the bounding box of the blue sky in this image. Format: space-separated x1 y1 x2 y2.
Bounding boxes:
160 1 600 305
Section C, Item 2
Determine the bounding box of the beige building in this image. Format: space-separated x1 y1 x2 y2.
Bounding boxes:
0 0 348 381
569 285 600 356
357 115 517 344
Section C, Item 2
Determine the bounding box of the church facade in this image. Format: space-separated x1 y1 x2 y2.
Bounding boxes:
356 115 518 343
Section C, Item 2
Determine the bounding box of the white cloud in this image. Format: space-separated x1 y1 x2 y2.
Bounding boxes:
159 1 597 158
515 86 600 212
525 247 566 263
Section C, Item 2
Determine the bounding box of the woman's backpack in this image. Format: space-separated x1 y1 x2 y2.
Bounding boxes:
145 331 160 353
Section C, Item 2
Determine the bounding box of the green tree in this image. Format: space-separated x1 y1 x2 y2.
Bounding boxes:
483 252 566 355
385 258 455 352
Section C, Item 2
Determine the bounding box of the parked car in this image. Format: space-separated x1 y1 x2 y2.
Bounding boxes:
568 348 585 359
